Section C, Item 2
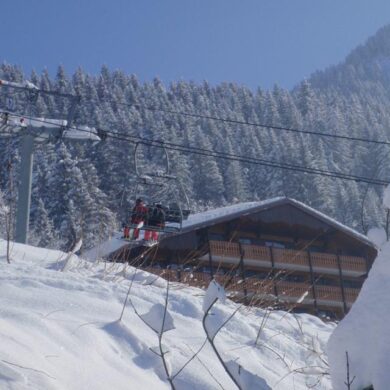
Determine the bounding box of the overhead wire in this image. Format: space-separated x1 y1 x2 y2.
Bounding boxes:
0 109 388 187
3 81 390 146
93 97 390 147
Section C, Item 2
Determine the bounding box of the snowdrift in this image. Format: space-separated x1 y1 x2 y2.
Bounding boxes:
1 240 334 389
328 237 390 390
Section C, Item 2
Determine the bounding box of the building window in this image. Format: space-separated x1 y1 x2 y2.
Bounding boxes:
308 245 323 253
281 274 306 283
315 277 338 286
245 271 271 279
342 279 362 288
208 233 225 241
245 270 258 278
239 238 252 245
265 241 286 249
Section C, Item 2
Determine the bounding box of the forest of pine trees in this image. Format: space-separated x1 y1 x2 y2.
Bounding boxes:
2 25 390 249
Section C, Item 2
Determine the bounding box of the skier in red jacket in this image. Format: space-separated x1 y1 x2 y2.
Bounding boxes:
130 198 149 239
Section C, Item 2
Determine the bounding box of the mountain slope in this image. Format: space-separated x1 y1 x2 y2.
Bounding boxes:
310 24 390 97
0 240 333 389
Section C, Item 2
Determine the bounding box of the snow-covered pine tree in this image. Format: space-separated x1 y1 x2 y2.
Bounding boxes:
0 189 7 238
192 129 225 205
30 198 57 248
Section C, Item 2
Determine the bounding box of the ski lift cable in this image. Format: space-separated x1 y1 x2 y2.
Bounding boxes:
0 109 364 179
7 110 378 184
2 79 389 146
94 98 390 147
0 109 388 187
0 110 388 187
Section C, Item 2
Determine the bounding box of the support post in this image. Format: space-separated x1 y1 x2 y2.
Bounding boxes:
336 253 348 315
363 249 370 275
307 251 318 313
15 135 34 244
270 247 278 298
66 95 81 128
207 229 214 280
175 251 181 282
238 242 248 305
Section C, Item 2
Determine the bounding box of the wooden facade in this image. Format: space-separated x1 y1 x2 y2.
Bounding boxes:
112 198 377 319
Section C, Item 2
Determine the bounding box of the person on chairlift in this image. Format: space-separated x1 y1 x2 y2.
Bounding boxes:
127 198 149 239
145 204 165 241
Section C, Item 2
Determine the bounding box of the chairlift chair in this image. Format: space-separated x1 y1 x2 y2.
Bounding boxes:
123 141 191 237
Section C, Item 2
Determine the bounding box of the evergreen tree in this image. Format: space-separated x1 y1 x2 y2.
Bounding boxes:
192 129 225 204
0 189 7 238
30 198 57 248
296 79 317 119
223 138 249 202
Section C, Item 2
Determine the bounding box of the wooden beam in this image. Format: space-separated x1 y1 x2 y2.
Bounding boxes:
270 247 279 298
206 229 214 280
238 242 248 305
336 253 348 314
307 251 318 313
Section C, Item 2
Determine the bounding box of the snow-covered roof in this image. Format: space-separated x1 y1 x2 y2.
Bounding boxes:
180 197 376 249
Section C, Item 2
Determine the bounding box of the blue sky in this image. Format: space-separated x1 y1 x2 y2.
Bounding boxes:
2 0 390 89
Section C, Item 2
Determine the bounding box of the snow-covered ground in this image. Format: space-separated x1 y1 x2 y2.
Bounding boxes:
327 228 387 390
1 240 334 389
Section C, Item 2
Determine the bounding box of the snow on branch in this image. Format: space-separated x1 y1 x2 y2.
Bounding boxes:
202 279 225 313
141 303 175 334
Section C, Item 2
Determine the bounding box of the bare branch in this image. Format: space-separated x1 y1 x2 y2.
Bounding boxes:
171 338 207 381
202 297 242 389
1 359 56 380
344 351 356 389
185 344 226 390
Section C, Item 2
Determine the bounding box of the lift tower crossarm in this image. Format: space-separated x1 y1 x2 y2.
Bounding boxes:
0 79 76 99
0 78 101 244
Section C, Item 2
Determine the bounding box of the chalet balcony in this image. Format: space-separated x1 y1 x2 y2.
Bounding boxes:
205 240 367 277
141 266 360 309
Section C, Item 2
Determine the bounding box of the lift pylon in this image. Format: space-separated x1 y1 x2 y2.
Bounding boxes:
0 79 101 244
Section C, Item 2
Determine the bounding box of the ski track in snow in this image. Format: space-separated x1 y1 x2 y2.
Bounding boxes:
0 240 334 389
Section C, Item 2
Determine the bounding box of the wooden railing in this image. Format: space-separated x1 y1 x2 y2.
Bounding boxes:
343 287 360 303
245 278 274 295
310 252 338 269
209 240 367 274
276 281 312 299
181 271 210 287
273 248 308 267
241 244 271 263
315 285 343 302
141 266 360 307
209 240 241 258
339 255 367 273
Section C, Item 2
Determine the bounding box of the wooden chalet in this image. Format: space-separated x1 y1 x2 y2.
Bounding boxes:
111 197 377 319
